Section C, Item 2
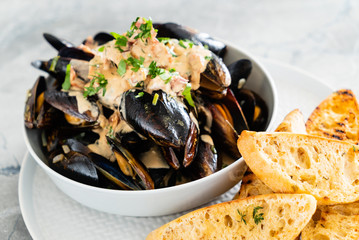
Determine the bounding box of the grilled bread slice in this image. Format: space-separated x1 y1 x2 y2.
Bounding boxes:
235 173 274 199
234 109 306 200
306 89 359 144
146 194 317 240
275 109 307 133
237 131 359 205
301 203 359 239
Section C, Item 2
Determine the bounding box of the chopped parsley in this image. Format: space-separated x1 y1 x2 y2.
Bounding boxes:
49 56 60 72
253 206 264 225
135 91 144 98
158 37 171 44
117 59 127 76
152 93 159 105
110 32 128 52
148 61 176 83
204 55 212 61
126 56 145 72
62 64 72 90
353 145 358 152
106 126 115 139
178 39 194 49
182 83 195 107
129 17 154 41
178 40 187 49
97 46 105 52
83 72 108 98
237 209 247 225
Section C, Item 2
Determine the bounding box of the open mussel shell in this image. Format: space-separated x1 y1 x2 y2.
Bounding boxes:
93 32 115 46
58 47 94 61
107 136 155 190
49 147 99 186
154 22 227 58
228 59 252 91
89 152 142 190
120 90 191 149
199 52 231 99
24 76 46 128
43 33 76 51
184 135 218 180
44 90 99 123
207 89 249 159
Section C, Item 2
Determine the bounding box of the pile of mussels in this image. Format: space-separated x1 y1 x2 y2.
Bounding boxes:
24 18 268 190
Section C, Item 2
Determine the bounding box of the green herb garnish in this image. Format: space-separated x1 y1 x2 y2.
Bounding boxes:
106 126 115 139
237 209 247 225
110 32 128 52
135 91 144 98
98 46 105 52
62 64 72 90
125 56 145 72
83 72 108 98
178 40 187 49
148 61 163 78
253 206 264 225
117 59 127 76
204 55 212 61
129 17 154 41
182 83 195 107
158 37 170 44
152 93 159 105
49 56 60 72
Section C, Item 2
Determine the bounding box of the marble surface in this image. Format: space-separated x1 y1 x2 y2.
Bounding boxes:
1 0 359 239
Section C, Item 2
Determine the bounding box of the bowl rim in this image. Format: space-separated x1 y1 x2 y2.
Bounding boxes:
23 40 278 196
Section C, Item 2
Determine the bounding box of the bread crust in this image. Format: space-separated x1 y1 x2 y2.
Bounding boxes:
146 194 317 240
237 131 359 205
306 89 359 144
301 203 359 239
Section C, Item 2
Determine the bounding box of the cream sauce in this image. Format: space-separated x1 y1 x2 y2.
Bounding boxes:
140 146 170 169
68 90 99 118
200 134 214 146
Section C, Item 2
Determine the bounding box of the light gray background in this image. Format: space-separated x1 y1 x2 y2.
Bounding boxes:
1 0 359 238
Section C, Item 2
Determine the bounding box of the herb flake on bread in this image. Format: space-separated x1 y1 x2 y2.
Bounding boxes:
146 194 317 240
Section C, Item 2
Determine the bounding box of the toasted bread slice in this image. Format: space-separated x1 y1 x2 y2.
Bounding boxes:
235 173 274 199
275 109 307 134
234 109 306 200
146 194 316 240
301 202 359 239
306 89 359 144
237 131 359 205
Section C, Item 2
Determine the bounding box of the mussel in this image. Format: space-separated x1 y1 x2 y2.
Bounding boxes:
154 22 227 58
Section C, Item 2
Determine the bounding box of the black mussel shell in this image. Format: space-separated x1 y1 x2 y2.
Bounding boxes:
49 149 98 186
43 33 76 51
44 90 99 122
120 90 191 149
154 22 227 58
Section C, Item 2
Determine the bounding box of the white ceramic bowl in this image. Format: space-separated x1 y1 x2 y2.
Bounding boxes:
24 42 277 216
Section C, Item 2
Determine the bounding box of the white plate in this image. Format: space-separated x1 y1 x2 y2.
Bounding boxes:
19 60 333 240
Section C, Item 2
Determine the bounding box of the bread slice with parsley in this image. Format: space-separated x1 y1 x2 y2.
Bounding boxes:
237 131 359 205
234 109 307 200
146 194 316 240
306 89 359 144
301 202 359 239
